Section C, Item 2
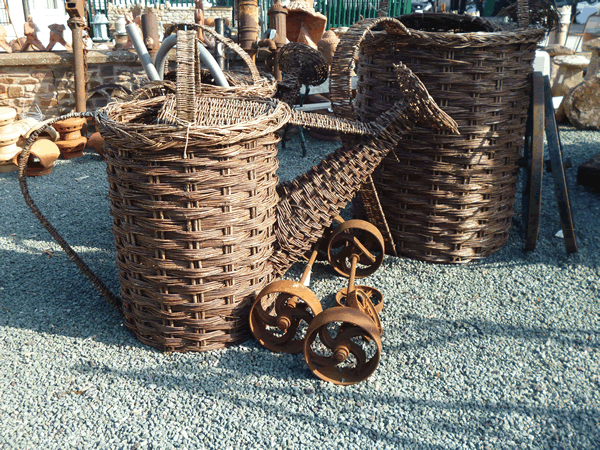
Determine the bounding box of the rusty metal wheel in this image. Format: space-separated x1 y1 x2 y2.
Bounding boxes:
335 286 383 336
250 280 323 354
303 307 382 385
335 285 384 315
327 219 385 279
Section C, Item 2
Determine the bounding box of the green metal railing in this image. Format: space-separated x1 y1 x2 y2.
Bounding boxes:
314 0 411 29
86 0 411 32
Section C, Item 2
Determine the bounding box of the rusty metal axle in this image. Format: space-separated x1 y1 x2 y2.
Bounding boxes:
250 218 386 385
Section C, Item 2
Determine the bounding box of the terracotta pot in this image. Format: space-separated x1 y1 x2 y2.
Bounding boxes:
317 30 339 66
0 107 20 172
0 107 17 134
24 139 61 176
87 132 105 158
53 117 87 159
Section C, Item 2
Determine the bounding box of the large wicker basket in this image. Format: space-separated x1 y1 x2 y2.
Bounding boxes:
333 13 546 263
93 32 292 352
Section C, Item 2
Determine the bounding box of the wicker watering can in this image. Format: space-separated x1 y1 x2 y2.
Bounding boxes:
18 26 458 353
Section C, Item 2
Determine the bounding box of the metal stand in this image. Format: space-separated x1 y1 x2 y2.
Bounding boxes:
521 72 577 253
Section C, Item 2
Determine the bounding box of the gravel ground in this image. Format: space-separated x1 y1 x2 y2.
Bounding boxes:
0 126 599 450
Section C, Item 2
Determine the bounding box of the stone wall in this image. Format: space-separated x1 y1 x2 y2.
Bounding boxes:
0 50 147 118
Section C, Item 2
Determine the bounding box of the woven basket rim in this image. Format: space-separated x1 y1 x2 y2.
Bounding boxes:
96 95 292 149
392 14 546 47
411 27 544 41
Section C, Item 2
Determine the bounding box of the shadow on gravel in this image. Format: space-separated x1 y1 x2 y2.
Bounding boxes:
386 315 600 352
84 360 600 448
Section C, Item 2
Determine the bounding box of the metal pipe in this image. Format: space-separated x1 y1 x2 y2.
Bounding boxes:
154 34 229 87
268 1 287 81
215 18 225 71
238 0 258 60
71 24 86 112
141 10 160 62
126 22 160 81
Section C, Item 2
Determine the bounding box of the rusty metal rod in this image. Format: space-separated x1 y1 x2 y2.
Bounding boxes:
71 24 86 113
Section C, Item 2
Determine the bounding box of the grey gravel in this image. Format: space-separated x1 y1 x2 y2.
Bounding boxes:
1 126 599 450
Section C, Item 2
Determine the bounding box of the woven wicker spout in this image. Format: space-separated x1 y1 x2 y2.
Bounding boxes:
270 64 459 276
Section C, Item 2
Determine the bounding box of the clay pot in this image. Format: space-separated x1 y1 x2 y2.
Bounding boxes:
318 30 339 66
25 139 61 176
286 0 327 48
53 117 87 159
0 107 20 173
87 132 105 158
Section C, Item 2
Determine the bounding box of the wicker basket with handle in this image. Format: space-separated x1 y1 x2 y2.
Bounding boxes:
96 31 291 351
333 8 548 263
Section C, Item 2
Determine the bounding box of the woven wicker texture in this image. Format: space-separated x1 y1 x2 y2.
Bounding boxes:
335 14 544 263
96 91 290 352
158 23 278 99
16 26 460 354
275 42 329 105
497 0 559 30
271 63 459 276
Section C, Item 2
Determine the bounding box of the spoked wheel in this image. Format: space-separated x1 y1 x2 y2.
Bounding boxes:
336 287 383 336
335 285 384 314
327 219 385 278
250 280 323 354
303 307 382 385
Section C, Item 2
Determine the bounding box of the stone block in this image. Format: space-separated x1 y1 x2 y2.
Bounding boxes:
19 77 38 85
0 85 5 94
552 55 589 97
88 80 101 90
39 98 58 108
36 83 53 94
55 79 73 90
7 86 23 98
32 70 53 80
15 98 34 107
57 92 73 102
116 68 133 77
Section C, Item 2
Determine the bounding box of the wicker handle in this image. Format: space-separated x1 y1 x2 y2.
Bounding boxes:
176 30 198 122
164 23 261 85
517 0 530 28
17 112 123 312
329 17 411 120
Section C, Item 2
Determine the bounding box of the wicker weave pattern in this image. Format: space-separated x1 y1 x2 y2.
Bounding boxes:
96 95 287 352
176 31 197 123
160 24 278 99
276 42 329 105
349 14 544 263
271 63 459 276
